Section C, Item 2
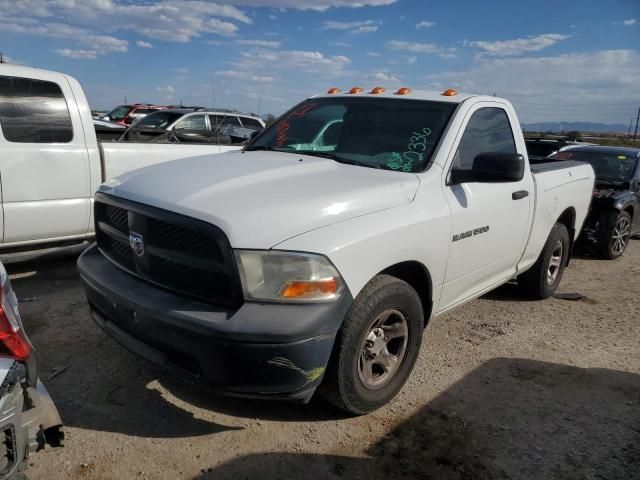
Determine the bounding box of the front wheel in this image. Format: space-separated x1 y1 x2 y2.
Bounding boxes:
320 275 424 415
598 211 631 260
518 222 570 299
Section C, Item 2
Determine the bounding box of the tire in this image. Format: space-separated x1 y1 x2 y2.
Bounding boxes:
320 274 424 415
518 222 570 299
597 211 632 260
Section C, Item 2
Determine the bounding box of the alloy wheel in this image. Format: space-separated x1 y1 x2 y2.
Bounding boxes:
611 216 631 256
358 308 409 389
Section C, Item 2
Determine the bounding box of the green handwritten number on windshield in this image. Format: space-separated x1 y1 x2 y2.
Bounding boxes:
387 127 432 171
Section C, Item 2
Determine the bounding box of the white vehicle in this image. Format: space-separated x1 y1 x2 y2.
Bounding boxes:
0 65 242 262
78 87 595 414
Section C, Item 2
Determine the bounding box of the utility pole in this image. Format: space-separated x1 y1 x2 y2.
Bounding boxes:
634 106 640 141
0 52 5 64
628 117 634 139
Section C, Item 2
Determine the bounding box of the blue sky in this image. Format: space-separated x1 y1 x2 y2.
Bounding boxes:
1 0 638 125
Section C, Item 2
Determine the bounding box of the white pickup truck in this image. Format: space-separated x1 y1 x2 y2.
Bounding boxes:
0 65 240 262
78 87 595 414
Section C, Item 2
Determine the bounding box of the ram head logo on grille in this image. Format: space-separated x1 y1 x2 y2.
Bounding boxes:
129 232 145 257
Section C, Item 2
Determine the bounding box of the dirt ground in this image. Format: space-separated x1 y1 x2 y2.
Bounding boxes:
8 241 640 480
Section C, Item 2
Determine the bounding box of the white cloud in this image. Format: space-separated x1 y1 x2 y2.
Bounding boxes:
467 33 571 56
216 70 276 83
0 20 128 58
426 50 640 123
407 56 417 64
156 85 176 94
0 0 246 47
236 39 282 48
387 40 455 57
222 1 396 11
54 48 99 60
366 51 381 57
321 20 380 33
236 49 350 72
623 18 636 26
136 40 153 48
365 71 400 83
416 20 435 30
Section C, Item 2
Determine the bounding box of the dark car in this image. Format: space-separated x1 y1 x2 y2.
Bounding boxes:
119 108 265 144
550 145 640 259
525 137 595 164
102 104 167 126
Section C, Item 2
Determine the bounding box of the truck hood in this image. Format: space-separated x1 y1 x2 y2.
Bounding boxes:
100 151 419 248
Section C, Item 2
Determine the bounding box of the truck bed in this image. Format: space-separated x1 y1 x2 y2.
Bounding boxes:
99 142 242 180
518 160 595 272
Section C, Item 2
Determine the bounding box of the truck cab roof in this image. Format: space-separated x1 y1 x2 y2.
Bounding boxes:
311 88 483 104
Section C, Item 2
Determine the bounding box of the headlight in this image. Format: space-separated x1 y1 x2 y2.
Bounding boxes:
234 250 344 303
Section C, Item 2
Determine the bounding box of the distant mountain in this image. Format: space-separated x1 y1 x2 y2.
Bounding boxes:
522 121 629 134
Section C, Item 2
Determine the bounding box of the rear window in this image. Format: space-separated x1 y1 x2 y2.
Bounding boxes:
240 117 263 130
0 75 73 143
550 150 638 182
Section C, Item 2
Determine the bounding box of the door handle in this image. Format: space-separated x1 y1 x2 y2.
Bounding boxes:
512 190 529 200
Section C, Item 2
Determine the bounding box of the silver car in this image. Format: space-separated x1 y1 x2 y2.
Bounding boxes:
0 263 62 479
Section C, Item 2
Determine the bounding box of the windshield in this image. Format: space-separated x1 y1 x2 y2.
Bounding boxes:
247 97 456 172
133 111 183 129
105 105 130 122
551 150 638 183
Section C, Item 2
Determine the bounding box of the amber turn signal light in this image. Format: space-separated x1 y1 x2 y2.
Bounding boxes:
348 87 364 94
327 87 341 94
395 87 412 95
442 88 458 96
370 86 386 94
281 278 339 299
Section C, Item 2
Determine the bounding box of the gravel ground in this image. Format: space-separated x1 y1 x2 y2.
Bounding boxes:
8 241 640 480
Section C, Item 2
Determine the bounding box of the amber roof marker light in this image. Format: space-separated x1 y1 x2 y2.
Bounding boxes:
441 88 458 96
327 87 341 94
370 86 386 94
395 87 412 95
348 87 364 94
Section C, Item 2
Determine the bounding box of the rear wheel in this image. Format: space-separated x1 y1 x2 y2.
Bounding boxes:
518 222 570 299
598 211 631 259
320 275 424 415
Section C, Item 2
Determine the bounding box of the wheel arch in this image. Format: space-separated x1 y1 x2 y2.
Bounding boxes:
555 207 576 266
379 261 433 325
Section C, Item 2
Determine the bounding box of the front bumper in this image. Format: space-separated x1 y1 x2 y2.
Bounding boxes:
78 245 352 402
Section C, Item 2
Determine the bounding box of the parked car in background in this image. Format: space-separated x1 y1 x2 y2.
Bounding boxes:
102 104 167 126
93 118 127 141
0 262 63 478
78 87 594 415
524 137 594 163
550 145 640 259
121 108 265 144
0 65 243 263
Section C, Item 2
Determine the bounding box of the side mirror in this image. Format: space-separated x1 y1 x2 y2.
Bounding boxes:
451 153 525 184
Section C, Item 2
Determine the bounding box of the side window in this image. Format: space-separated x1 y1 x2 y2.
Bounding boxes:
174 114 207 131
0 75 73 143
318 121 343 148
239 117 263 130
210 115 241 130
453 107 516 170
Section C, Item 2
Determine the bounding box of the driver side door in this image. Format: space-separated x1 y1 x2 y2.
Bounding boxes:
171 114 210 143
438 104 534 311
